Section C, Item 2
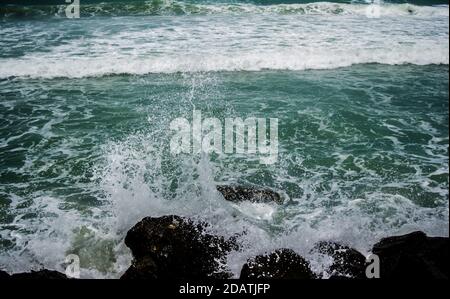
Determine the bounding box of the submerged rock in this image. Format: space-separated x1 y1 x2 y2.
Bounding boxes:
217 185 282 204
311 241 367 279
0 269 68 279
371 231 448 279
121 215 238 279
240 249 316 279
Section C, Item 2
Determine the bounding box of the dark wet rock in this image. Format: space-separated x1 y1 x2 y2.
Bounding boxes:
311 241 367 279
217 185 282 204
121 255 158 279
0 269 68 279
121 215 238 279
372 231 449 279
240 249 316 279
0 270 10 279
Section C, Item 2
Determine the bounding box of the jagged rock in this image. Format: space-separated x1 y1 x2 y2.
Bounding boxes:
121 215 238 279
311 241 367 279
217 185 282 204
372 231 449 279
0 269 68 279
240 248 316 279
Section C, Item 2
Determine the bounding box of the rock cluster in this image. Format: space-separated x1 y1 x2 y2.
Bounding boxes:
2 187 448 279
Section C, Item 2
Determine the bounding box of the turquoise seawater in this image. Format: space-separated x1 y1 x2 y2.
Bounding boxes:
0 1 448 277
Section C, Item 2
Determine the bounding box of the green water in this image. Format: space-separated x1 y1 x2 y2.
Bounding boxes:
0 0 448 277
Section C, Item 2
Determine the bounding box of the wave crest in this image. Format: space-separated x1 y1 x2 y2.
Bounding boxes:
1 46 448 79
1 1 448 18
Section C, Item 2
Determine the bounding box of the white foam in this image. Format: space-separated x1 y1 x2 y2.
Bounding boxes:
231 201 278 221
0 44 447 78
49 2 450 18
0 4 448 78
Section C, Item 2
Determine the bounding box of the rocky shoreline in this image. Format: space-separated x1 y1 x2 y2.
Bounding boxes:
119 215 448 280
0 186 448 279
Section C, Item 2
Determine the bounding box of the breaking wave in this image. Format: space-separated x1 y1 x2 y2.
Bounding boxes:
1 1 448 18
0 46 448 79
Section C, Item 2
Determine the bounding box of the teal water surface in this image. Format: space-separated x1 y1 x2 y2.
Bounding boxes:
0 0 448 277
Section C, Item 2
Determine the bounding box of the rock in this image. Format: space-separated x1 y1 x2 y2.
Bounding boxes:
0 270 10 279
121 215 238 279
217 185 282 204
311 241 367 279
240 249 316 279
371 231 448 279
0 269 68 279
122 255 158 279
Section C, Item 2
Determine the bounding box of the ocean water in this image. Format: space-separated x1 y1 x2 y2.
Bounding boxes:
0 0 448 278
